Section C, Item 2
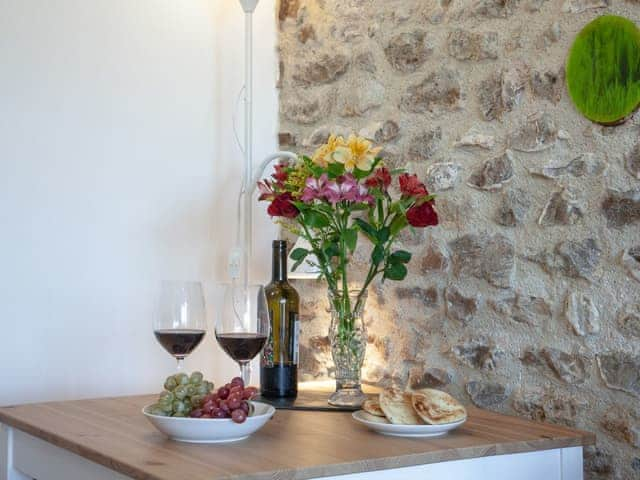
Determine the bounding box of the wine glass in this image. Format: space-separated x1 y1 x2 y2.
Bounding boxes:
214 283 269 386
154 281 207 371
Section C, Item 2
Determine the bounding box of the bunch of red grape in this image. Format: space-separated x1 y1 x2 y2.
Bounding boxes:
189 377 258 424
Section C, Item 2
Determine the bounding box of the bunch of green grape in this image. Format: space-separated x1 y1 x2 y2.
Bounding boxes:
148 371 214 417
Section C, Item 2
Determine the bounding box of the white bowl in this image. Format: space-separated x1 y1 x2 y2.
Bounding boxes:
352 410 466 437
143 401 275 443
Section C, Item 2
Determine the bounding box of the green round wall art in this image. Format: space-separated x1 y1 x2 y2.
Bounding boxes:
566 15 640 125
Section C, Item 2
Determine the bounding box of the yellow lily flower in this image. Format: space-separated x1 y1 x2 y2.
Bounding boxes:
312 134 345 167
334 135 382 171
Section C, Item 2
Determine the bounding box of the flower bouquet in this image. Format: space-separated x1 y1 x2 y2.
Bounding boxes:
258 134 439 406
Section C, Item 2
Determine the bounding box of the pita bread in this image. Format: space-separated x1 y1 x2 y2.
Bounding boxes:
379 387 424 425
362 398 385 417
360 411 390 424
411 389 467 425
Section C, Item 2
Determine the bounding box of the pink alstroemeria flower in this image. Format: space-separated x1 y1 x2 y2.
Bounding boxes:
257 180 275 201
356 183 375 205
300 174 329 202
323 174 373 205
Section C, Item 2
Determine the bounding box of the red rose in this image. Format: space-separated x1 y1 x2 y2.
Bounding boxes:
399 173 429 198
272 164 288 186
365 167 392 191
406 201 438 227
267 193 299 218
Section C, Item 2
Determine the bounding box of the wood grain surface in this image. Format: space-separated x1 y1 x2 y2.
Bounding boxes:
0 394 595 480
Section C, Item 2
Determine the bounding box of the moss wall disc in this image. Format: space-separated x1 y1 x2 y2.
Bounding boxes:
566 15 640 125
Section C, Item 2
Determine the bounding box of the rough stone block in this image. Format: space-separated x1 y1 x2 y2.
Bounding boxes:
292 53 349 86
618 304 640 338
466 381 509 410
445 286 480 325
448 29 498 61
467 151 514 191
509 112 558 152
449 233 515 288
489 293 551 326
426 162 461 192
538 188 584 226
451 336 501 370
564 292 600 336
495 188 530 226
400 69 461 113
521 347 587 384
602 189 640 228
597 352 640 397
384 31 432 73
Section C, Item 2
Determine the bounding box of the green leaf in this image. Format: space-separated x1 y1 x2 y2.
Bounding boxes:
389 250 412 264
304 211 330 229
353 158 382 180
384 263 408 281
350 203 369 211
327 162 345 178
389 201 403 215
291 201 309 212
389 215 408 236
323 241 340 258
290 248 309 261
310 164 324 177
354 218 377 242
376 226 390 244
343 228 358 253
315 203 335 215
291 258 304 272
371 245 384 265
352 167 369 180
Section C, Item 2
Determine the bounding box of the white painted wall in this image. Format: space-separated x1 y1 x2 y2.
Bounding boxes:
0 0 279 405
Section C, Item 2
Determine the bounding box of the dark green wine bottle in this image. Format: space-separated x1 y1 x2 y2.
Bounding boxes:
260 240 300 398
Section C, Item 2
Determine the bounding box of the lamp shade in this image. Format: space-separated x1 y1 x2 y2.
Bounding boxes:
238 0 259 12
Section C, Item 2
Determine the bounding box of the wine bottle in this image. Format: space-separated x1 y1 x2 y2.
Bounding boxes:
260 240 300 398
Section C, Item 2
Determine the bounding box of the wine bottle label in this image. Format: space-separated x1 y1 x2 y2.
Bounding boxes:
292 313 300 366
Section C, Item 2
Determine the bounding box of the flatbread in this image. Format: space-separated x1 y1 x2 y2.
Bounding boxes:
360 411 390 424
379 387 423 425
362 398 385 417
411 389 467 425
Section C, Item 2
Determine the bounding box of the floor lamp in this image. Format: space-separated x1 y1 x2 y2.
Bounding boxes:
229 0 311 290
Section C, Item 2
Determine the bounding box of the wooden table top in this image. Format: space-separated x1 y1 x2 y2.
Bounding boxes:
0 394 595 480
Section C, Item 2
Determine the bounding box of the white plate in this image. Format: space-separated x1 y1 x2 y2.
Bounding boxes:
143 401 275 443
352 410 466 437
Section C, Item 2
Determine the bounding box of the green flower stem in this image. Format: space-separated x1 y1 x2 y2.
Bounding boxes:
299 219 337 292
298 192 409 348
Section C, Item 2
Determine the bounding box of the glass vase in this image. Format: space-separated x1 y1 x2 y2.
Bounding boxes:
328 289 368 408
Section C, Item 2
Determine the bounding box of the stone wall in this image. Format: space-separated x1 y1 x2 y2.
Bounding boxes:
276 1 640 477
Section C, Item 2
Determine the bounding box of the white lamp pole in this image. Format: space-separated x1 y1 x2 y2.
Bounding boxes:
230 0 302 288
239 0 257 290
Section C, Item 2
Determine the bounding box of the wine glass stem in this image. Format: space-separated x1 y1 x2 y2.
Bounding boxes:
239 361 251 386
176 357 184 372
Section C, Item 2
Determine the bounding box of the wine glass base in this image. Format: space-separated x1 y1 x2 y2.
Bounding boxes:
328 387 367 408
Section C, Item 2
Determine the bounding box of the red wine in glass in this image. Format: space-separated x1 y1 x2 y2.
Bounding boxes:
215 332 267 362
215 283 270 385
154 281 207 371
154 329 206 358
